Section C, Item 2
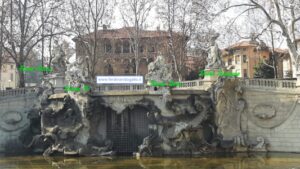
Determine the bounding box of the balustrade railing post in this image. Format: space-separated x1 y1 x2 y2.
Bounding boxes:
130 85 133 91
246 79 249 86
278 81 283 88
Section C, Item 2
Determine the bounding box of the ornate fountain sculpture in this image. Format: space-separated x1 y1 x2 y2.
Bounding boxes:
145 55 173 82
65 55 90 91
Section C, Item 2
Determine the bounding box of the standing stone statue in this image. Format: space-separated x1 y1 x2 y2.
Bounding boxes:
206 33 224 69
51 42 67 75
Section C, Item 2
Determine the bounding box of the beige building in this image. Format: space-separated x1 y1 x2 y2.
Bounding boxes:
223 39 293 79
0 57 18 90
223 40 271 78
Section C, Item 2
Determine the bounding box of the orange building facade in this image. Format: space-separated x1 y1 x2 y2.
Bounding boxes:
222 39 292 79
222 40 271 78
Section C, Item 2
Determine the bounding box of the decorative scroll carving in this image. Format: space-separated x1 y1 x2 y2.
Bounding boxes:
214 79 268 152
253 105 276 120
0 111 28 132
246 95 298 129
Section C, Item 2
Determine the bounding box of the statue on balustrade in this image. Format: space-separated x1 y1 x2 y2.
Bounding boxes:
206 33 224 69
51 41 67 75
145 55 172 82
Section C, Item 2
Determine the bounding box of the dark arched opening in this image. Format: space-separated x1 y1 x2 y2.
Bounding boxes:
107 105 150 154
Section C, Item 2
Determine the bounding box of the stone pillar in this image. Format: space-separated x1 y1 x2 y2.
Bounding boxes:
278 80 283 88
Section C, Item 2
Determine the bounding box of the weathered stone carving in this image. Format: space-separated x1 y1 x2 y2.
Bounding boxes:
253 105 276 120
28 93 114 156
214 78 268 152
51 43 67 75
137 94 217 156
65 56 89 88
145 55 172 82
0 111 28 132
206 33 224 69
245 93 298 129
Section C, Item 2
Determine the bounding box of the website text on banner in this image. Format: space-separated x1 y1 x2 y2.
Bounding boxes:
96 76 144 84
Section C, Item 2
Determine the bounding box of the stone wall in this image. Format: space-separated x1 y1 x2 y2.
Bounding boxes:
2 79 300 155
0 93 38 154
241 89 300 152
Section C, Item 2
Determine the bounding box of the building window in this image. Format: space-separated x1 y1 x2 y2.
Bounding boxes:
235 55 240 64
104 42 112 53
228 58 232 65
263 56 267 59
243 69 248 78
123 41 130 53
243 55 247 63
10 73 13 81
2 65 6 72
148 46 155 53
139 45 144 53
10 65 14 70
105 63 114 75
115 41 122 54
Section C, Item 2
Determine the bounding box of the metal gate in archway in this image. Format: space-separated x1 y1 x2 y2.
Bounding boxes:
107 107 149 154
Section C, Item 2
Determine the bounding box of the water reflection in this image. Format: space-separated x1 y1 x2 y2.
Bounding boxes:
1 154 300 169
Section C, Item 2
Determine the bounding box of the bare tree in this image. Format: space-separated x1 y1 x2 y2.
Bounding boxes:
158 0 216 81
69 0 115 80
2 0 63 87
242 9 284 79
217 0 300 80
0 0 8 79
120 0 153 75
158 0 181 80
39 0 65 74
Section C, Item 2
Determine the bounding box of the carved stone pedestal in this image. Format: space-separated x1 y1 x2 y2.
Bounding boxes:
203 69 223 82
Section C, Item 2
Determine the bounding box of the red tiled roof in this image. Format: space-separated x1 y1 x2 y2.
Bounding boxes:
273 48 289 54
225 40 290 53
74 27 184 40
225 40 259 49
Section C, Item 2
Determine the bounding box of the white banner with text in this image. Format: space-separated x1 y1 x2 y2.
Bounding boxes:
96 76 144 84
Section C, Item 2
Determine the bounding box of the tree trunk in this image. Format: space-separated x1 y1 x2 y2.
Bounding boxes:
169 32 182 81
270 30 277 79
16 63 25 88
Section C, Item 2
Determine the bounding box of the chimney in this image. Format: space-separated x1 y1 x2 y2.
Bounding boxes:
157 25 160 31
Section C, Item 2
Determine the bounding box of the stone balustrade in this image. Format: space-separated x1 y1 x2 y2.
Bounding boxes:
0 78 297 97
174 80 204 88
94 79 205 91
240 78 297 89
0 87 37 97
96 84 146 92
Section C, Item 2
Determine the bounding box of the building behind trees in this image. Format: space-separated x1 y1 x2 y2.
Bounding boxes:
73 27 194 79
